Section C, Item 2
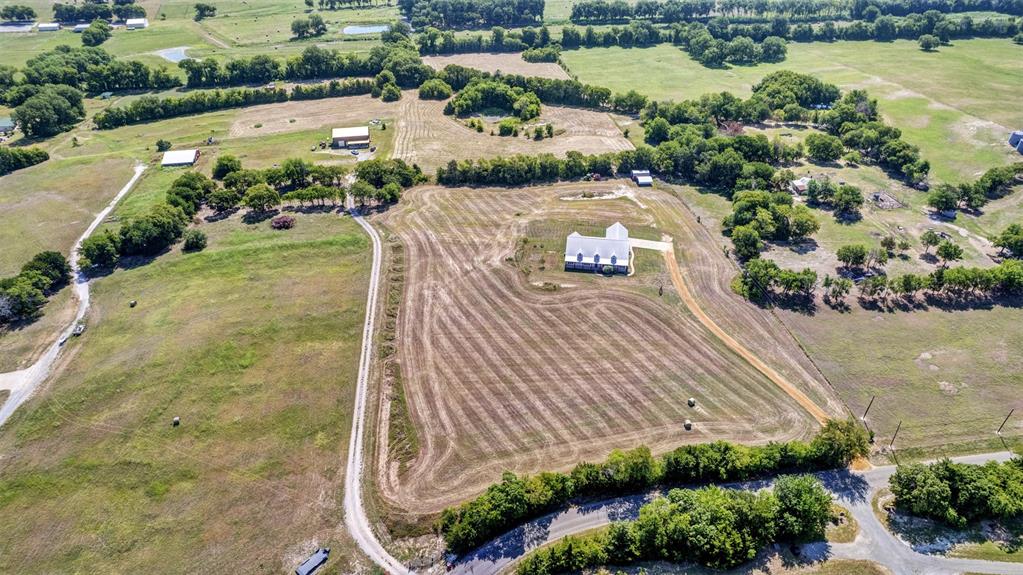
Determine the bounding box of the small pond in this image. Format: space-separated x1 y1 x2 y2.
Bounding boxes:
342 24 388 35
155 46 190 63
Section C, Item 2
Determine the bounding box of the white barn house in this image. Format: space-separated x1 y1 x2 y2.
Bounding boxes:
331 126 370 148
564 222 631 275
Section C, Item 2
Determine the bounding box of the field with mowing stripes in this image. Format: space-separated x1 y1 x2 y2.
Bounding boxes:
373 180 844 512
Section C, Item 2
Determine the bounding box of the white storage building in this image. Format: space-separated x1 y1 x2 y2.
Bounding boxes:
161 149 199 167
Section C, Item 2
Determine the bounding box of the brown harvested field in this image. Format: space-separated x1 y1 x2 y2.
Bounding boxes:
228 92 632 173
422 53 571 80
373 180 844 512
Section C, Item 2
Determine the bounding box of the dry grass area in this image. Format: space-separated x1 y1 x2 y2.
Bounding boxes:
393 97 633 172
228 93 395 138
0 157 136 276
227 93 632 173
373 180 843 513
0 212 370 574
422 53 572 80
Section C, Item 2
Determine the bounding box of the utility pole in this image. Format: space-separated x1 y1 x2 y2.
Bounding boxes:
862 395 876 421
889 420 902 450
997 409 1014 435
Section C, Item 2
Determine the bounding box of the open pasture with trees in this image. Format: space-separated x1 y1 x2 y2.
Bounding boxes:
561 39 1023 183
0 211 371 574
372 179 845 514
422 52 571 80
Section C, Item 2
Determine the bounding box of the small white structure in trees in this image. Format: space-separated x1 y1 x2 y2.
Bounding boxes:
72 23 89 33
37 22 60 32
161 149 199 167
126 18 149 29
631 170 653 187
790 176 813 195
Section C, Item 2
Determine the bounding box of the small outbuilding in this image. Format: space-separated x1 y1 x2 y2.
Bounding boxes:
72 23 89 33
790 176 813 195
295 548 330 575
161 149 199 167
125 18 149 29
0 117 15 135
564 222 631 275
1009 131 1023 148
37 22 60 32
331 126 370 149
1017 139 1023 156
631 169 653 187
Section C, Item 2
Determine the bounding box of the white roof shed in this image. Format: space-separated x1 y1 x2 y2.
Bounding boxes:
161 149 199 166
38 23 60 32
126 18 149 29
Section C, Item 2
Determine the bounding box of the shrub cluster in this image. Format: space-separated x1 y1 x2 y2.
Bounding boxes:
891 458 1023 528
0 252 72 325
521 45 561 62
445 80 542 120
518 475 832 574
0 147 48 176
18 46 177 93
440 419 867 554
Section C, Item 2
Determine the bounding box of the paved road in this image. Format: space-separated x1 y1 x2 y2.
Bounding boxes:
0 165 146 427
451 452 1023 575
343 202 411 574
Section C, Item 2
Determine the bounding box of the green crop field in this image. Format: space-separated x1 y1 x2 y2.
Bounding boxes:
0 211 370 574
561 39 1023 183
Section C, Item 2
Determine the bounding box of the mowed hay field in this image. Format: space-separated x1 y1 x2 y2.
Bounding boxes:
422 53 572 80
561 39 1023 182
374 180 842 512
0 212 370 574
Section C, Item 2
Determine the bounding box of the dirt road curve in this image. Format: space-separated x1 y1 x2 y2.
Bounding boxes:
0 165 146 427
662 248 831 425
343 203 410 575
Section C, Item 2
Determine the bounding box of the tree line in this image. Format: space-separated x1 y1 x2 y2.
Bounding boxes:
92 77 380 129
398 0 544 29
444 80 542 119
567 0 1023 23
0 252 72 326
0 147 49 176
1 5 36 21
53 0 146 23
517 475 833 574
926 163 1023 215
891 458 1023 528
440 419 868 554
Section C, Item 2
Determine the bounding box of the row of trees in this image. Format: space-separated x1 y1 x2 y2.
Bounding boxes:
0 146 49 176
1 5 36 21
891 458 1023 528
53 1 146 23
518 476 833 574
398 0 544 29
440 419 868 553
0 252 72 325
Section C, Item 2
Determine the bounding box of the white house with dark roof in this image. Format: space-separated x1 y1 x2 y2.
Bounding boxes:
564 222 631 274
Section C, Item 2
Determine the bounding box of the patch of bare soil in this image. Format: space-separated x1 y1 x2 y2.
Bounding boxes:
422 53 571 80
373 181 838 513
